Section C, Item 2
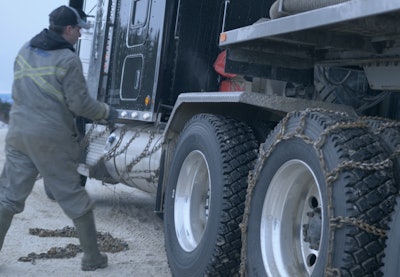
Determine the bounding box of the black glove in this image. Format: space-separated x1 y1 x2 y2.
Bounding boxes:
107 107 119 123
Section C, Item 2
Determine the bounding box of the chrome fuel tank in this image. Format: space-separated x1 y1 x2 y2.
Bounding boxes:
84 124 163 193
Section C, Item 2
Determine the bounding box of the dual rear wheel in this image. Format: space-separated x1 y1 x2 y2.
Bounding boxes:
164 111 398 276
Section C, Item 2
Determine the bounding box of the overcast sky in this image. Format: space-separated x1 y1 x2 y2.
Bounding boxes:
0 1 68 94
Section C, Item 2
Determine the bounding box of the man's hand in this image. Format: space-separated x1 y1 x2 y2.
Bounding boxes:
107 107 119 124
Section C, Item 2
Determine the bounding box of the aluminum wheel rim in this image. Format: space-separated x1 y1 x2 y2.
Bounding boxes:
174 150 211 252
260 159 323 276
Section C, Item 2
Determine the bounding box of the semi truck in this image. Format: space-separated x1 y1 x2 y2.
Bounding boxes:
72 0 400 275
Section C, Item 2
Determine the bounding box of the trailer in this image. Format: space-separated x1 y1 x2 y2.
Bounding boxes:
73 0 400 275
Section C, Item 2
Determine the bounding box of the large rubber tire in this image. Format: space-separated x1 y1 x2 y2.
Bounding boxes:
366 118 400 184
164 113 258 276
368 119 400 276
382 197 400 276
245 110 397 277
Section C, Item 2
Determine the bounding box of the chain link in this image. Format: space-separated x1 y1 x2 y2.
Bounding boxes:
239 109 393 276
104 128 126 161
330 216 387 238
126 131 155 172
325 267 341 277
79 123 109 150
81 124 163 182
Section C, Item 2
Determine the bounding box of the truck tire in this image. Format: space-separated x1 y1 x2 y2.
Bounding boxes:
367 119 400 276
366 118 400 183
244 110 396 277
164 113 258 276
382 197 400 276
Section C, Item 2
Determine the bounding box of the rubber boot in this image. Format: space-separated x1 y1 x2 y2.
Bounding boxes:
0 208 14 251
73 210 108 271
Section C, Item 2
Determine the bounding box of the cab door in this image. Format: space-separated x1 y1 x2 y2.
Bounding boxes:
107 0 166 122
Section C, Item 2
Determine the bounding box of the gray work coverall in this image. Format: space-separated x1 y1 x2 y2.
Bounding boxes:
0 29 110 219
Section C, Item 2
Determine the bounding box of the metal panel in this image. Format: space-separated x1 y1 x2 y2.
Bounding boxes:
172 91 355 114
364 64 400 90
106 0 167 122
164 91 356 138
220 0 400 47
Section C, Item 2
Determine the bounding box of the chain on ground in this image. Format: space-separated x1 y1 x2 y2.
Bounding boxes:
18 226 129 263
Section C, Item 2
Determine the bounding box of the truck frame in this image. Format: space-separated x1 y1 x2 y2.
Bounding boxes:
73 0 400 275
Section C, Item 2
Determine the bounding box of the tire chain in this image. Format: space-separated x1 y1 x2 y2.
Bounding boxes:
80 123 163 182
18 226 129 263
360 115 400 167
239 108 394 277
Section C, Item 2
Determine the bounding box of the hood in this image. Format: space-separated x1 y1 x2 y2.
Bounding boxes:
29 29 75 52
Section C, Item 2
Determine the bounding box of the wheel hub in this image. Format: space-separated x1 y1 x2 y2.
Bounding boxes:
174 150 211 252
303 207 322 251
260 159 323 276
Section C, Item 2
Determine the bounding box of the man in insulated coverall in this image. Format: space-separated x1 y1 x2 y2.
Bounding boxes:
0 5 118 271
